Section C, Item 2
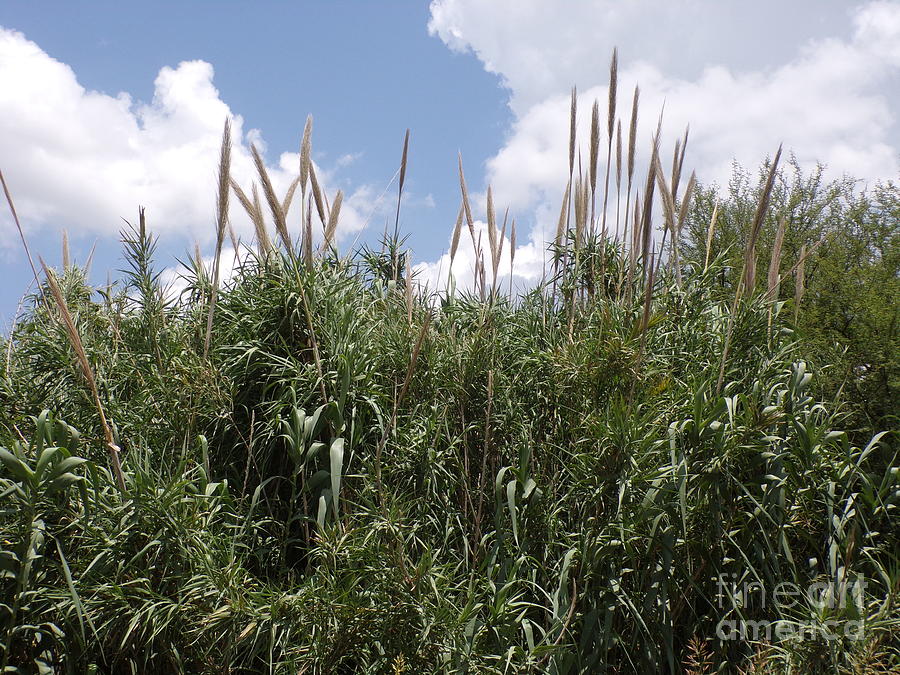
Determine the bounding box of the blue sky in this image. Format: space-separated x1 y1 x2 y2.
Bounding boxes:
2 1 898 326
0 1 509 322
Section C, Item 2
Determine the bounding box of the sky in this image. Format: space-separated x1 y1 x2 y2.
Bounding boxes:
1 1 898 325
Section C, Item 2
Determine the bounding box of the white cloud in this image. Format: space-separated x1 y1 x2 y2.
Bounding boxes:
427 0 900 288
0 27 372 251
414 219 549 294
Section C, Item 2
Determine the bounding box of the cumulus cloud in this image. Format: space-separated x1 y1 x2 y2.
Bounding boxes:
427 0 900 287
414 219 548 294
0 27 372 250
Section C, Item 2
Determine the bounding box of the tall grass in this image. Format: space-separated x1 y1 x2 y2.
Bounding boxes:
1 57 897 673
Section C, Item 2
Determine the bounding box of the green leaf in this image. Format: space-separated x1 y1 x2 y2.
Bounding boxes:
0 447 33 484
329 437 344 520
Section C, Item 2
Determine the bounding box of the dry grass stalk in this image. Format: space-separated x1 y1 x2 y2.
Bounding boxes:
672 171 696 286
61 229 70 270
676 172 696 236
639 133 660 273
589 99 600 231
1 169 42 293
486 185 498 273
673 126 689 199
599 47 618 255
477 236 487 302
741 145 783 294
509 219 517 295
321 189 343 252
405 252 413 324
615 119 623 240
458 154 477 247
227 223 239 256
303 200 314 267
640 246 656 334
491 207 508 297
449 203 464 267
250 184 272 255
703 200 719 272
568 87 577 178
627 86 639 192
299 115 313 195
555 178 572 249
622 85 640 286
231 179 270 255
573 177 586 249
205 119 231 359
281 176 300 220
671 139 682 196
84 241 97 276
654 152 677 242
627 191 641 290
41 260 126 491
308 162 327 227
394 129 410 241
250 144 291 253
766 215 787 301
716 145 781 395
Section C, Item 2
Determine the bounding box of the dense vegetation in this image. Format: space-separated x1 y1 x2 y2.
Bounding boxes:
1 81 898 672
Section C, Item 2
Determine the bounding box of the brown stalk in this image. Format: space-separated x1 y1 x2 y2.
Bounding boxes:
321 189 343 252
672 126 689 200
308 162 327 227
449 202 464 267
509 219 517 296
703 200 719 272
555 179 572 248
393 129 410 241
741 145 783 294
250 144 291 253
568 87 577 178
299 115 313 196
231 179 270 255
766 216 787 302
61 230 70 270
491 208 508 298
303 200 314 268
639 134 660 271
672 171 696 286
251 184 272 255
615 119 623 243
1 169 42 294
599 47 618 270
626 86 639 192
281 176 301 220
486 185 498 274
228 223 239 256
716 147 783 395
458 154 477 248
589 99 600 232
205 118 231 359
621 86 640 290
41 260 126 491
405 252 413 324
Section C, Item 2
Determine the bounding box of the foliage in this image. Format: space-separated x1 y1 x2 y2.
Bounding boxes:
0 226 896 672
683 160 899 440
